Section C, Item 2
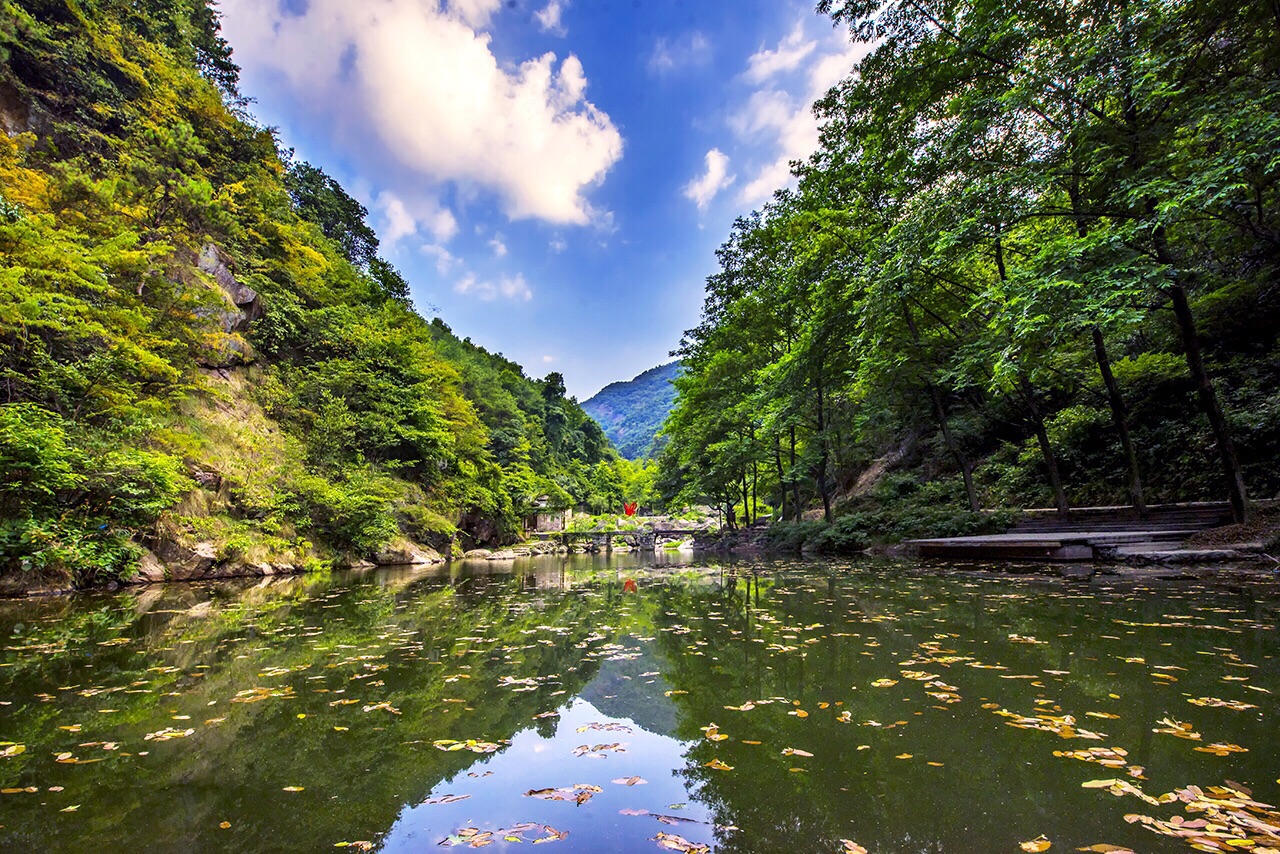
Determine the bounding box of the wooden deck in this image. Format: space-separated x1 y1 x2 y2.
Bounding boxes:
905 502 1234 562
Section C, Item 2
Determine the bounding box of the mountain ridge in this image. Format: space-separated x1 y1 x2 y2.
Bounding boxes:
582 361 682 460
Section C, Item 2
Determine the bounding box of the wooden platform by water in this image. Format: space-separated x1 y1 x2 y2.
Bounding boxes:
905 502 1235 562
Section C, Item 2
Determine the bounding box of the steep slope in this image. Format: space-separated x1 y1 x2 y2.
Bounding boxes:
0 0 636 585
582 361 682 459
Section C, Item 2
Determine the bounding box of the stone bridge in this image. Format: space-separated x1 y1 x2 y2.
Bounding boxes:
530 529 696 553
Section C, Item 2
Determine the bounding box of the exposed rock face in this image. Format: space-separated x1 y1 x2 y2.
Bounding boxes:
196 332 256 369
151 540 218 581
135 550 168 583
0 82 30 136
373 543 444 565
198 243 262 332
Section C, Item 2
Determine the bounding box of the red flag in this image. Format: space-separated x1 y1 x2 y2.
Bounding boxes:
623 501 637 516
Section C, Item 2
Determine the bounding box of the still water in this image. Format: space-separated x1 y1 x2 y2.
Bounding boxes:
0 554 1277 853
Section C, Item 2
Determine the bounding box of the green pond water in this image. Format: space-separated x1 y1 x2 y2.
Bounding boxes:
0 554 1277 853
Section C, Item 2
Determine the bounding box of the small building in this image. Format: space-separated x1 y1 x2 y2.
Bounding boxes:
525 495 572 533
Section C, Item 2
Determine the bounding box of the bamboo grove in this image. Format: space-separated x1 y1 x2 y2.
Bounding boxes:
659 0 1280 536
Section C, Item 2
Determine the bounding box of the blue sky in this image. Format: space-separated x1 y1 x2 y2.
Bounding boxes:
218 0 865 399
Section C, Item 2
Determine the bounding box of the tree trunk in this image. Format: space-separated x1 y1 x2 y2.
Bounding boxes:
903 302 980 511
774 436 787 522
1165 274 1249 523
815 377 833 524
1091 325 1146 515
1021 377 1070 516
789 427 802 521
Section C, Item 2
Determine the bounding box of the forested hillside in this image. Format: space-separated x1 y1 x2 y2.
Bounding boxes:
660 0 1280 548
582 360 681 459
0 0 640 585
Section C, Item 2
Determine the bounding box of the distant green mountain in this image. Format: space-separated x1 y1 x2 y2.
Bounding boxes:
582 362 682 460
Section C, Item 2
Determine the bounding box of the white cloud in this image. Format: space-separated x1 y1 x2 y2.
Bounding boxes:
647 31 711 75
744 22 817 84
220 0 622 227
731 20 868 206
421 243 459 274
489 234 508 257
682 149 735 211
542 354 555 363
549 237 567 253
535 0 567 36
454 272 533 301
378 190 459 247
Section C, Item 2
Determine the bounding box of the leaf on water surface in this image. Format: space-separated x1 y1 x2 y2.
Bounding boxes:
59 805 79 812
283 786 304 792
362 702 400 715
525 785 602 805
219 821 231 829
425 794 472 805
871 679 898 688
1020 835 1051 852
1192 743 1248 757
1075 846 1136 853
840 841 868 854
435 739 500 753
723 703 755 712
0 743 25 757
1152 718 1201 741
144 727 195 742
577 722 631 733
780 748 813 757
703 758 733 771
612 776 647 786
788 709 809 718
620 808 650 816
1188 697 1257 711
652 832 709 853
895 754 913 760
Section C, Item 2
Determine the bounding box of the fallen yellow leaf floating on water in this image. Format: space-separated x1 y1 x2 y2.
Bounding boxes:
788 709 809 718
60 805 79 813
895 753 913 760
1020 835 1051 852
871 678 898 688
652 831 709 853
1192 742 1248 756
219 821 231 829
283 786 304 792
1074 846 1135 853
611 776 647 786
780 747 813 757
703 758 733 771
1187 696 1257 711
840 841 868 854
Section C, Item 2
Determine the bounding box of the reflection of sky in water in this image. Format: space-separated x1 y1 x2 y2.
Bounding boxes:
382 697 715 853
